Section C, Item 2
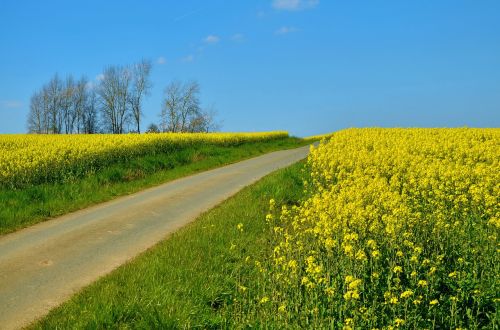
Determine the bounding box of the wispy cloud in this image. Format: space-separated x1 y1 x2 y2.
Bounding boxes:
173 7 204 22
231 33 244 42
0 100 23 109
181 54 194 63
204 35 220 44
272 0 319 11
157 56 167 65
275 26 299 35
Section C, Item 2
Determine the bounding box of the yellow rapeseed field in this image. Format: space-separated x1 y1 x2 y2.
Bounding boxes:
0 131 288 188
242 128 499 329
303 132 335 141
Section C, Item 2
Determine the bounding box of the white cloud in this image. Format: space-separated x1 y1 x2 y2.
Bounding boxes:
275 26 299 35
272 0 319 11
181 55 194 63
173 7 203 22
204 35 220 44
157 56 166 65
95 73 105 81
231 33 244 42
0 100 23 109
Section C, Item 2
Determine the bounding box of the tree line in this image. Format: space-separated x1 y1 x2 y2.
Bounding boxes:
27 60 217 134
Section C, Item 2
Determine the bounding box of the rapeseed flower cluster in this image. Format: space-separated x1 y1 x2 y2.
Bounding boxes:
241 128 499 328
0 131 288 188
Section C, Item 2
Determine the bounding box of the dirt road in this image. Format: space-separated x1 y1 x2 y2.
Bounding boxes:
0 145 311 329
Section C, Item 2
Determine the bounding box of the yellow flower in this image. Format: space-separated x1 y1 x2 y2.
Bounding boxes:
343 244 354 256
429 299 439 306
418 280 428 287
400 290 414 299
245 128 499 325
393 266 403 274
348 279 362 290
260 296 270 304
355 250 367 261
324 287 335 296
394 318 405 327
344 290 360 300
288 259 298 270
345 275 355 283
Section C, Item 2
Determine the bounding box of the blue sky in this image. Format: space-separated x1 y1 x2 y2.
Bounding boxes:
0 0 499 136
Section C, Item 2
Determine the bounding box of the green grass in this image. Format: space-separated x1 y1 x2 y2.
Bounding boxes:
0 137 310 235
30 160 305 329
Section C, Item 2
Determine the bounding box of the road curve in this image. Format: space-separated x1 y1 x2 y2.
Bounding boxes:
0 145 312 329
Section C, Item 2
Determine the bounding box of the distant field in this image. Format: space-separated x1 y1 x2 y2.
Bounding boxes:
0 132 310 234
0 131 288 189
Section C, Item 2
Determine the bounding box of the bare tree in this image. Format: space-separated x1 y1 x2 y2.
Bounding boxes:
97 65 132 134
61 75 75 134
27 60 216 135
96 67 117 133
27 91 44 133
71 77 88 133
128 59 152 133
178 81 200 132
46 74 63 134
160 80 182 132
188 105 220 133
40 85 51 133
27 74 94 134
160 80 217 133
81 85 99 134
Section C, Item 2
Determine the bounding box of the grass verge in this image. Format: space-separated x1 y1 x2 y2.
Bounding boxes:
30 160 305 329
0 137 309 235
